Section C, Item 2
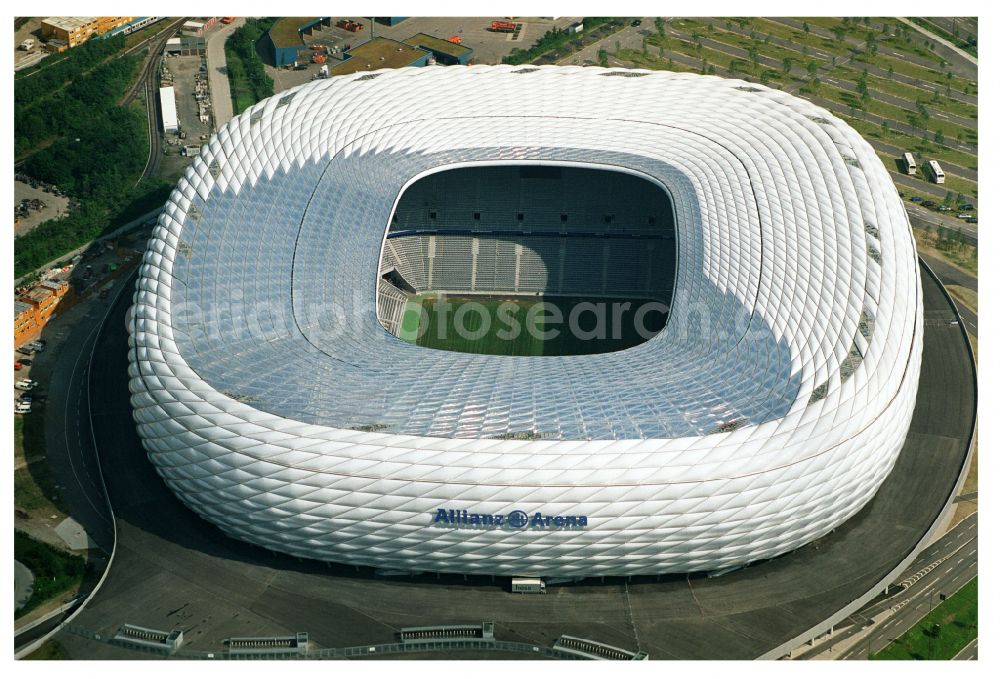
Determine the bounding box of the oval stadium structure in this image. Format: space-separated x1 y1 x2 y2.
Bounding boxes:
128 66 922 577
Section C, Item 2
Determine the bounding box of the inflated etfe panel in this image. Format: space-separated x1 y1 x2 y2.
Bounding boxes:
128 66 922 576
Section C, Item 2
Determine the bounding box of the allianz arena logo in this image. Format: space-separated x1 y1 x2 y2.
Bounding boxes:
433 508 588 530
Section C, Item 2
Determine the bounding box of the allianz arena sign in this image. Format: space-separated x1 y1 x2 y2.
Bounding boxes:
433 508 589 530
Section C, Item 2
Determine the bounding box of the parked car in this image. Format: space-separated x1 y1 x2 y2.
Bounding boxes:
17 347 33 356
960 203 975 210
937 205 952 211
20 358 32 366
15 379 37 390
14 361 22 371
957 214 972 220
631 19 642 27
921 200 936 208
909 196 923 202
18 396 32 405
966 217 978 224
15 403 31 414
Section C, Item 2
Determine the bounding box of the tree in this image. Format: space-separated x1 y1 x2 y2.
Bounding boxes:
659 46 664 58
654 17 666 37
807 60 818 77
881 120 890 138
802 21 810 34
642 40 648 54
866 31 877 55
887 64 893 80
833 26 846 42
934 129 945 145
598 48 609 67
701 58 708 74
782 57 792 75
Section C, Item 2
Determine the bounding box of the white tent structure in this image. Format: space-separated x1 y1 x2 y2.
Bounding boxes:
128 66 922 577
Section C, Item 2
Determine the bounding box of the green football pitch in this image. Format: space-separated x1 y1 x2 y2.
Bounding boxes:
399 293 668 356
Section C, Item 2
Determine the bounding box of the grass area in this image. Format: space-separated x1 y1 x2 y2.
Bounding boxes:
914 229 978 277
836 113 978 171
15 531 88 619
14 411 68 519
400 294 667 357
852 50 976 95
643 33 791 85
616 49 698 73
873 577 977 659
24 639 69 660
945 285 977 314
824 82 975 144
909 17 977 58
874 152 978 201
828 66 977 121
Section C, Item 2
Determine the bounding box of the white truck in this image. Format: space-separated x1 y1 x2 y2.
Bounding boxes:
511 577 546 594
20 38 35 51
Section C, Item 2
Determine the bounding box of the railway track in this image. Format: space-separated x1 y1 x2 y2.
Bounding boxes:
121 17 187 106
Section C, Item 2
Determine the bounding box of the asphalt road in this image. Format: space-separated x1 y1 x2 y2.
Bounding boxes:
206 18 244 131
953 638 977 660
840 513 977 659
793 512 977 659
52 260 975 660
918 253 978 336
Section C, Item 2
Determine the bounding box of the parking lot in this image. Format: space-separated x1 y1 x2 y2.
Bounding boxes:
14 180 72 237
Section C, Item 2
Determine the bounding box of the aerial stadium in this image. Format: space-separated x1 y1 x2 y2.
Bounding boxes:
127 65 922 578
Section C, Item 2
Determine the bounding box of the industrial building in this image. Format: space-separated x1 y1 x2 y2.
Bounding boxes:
328 37 430 76
263 17 332 67
15 278 69 345
158 86 178 134
129 66 922 578
402 33 473 65
41 16 133 48
180 18 217 37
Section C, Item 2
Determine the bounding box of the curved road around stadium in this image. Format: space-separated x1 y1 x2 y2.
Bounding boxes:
50 261 975 660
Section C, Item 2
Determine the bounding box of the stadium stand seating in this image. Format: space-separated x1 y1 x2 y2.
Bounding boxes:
377 165 677 331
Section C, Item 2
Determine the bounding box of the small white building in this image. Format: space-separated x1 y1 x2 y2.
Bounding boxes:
159 86 178 134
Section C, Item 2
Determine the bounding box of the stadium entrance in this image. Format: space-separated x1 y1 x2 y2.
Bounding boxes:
377 164 676 356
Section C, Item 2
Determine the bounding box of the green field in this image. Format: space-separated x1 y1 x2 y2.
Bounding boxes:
873 577 977 659
400 294 668 356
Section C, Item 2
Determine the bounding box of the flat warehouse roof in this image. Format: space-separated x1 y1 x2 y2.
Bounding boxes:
268 17 324 49
330 38 428 76
403 33 472 58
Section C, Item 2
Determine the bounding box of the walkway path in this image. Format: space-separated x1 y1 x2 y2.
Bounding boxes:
206 18 245 131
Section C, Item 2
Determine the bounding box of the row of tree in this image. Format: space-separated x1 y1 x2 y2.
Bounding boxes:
503 18 614 65
226 18 276 113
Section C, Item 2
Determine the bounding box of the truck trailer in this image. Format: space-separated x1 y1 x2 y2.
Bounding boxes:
511 577 546 594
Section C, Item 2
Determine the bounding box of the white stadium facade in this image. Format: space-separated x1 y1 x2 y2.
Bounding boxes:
128 66 922 577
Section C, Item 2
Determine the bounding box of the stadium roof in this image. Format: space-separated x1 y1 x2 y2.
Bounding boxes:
129 66 922 576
